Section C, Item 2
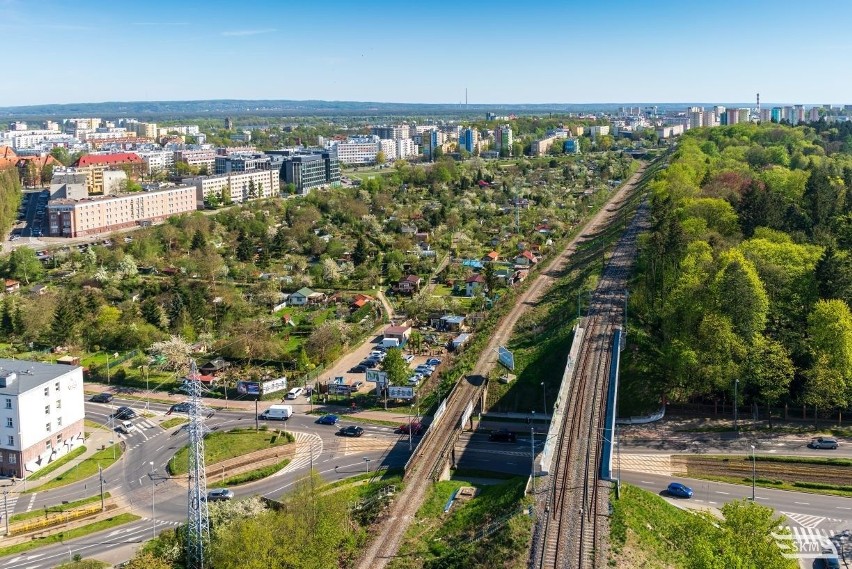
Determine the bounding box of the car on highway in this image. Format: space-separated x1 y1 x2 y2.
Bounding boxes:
349 365 368 373
489 429 517 443
666 482 694 499
205 488 234 502
113 406 137 420
337 425 364 437
809 437 839 450
316 414 339 425
396 421 424 435
90 393 114 403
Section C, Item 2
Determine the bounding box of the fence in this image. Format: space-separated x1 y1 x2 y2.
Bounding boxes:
9 503 106 536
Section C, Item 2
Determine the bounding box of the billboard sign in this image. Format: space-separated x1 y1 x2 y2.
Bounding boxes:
366 370 388 384
236 381 260 395
261 377 288 395
497 346 515 371
388 386 415 400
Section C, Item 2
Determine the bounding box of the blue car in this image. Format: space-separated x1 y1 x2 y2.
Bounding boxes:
667 482 694 499
316 414 339 425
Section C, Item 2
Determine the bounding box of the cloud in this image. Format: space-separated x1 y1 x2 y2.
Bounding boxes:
221 28 276 37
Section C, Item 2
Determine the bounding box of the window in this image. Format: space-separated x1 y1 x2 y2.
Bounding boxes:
55 382 60 392
7 436 13 446
44 387 49 396
57 416 62 427
45 423 51 433
0 453 3 463
56 433 61 441
45 440 51 450
4 418 11 428
4 399 10 409
45 405 50 415
9 454 15 464
56 399 61 410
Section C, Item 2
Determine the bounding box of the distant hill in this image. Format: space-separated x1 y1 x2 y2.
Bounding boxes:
0 99 752 120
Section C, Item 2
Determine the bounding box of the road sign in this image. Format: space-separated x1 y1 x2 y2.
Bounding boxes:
388 386 415 400
497 346 515 371
366 370 388 384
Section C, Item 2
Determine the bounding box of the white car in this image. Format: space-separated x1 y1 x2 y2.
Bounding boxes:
403 354 415 364
407 375 420 385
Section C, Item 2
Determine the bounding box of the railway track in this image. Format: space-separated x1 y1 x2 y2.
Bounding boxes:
356 165 650 569
535 198 650 569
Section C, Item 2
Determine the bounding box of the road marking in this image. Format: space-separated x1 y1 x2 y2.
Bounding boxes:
794 502 810 505
715 491 729 495
837 507 852 510
26 494 36 511
640 480 653 484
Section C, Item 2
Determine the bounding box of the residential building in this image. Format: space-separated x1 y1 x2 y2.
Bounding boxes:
791 105 806 125
394 275 422 294
459 128 480 154
0 129 68 150
288 287 325 306
759 108 773 123
49 169 89 200
370 125 409 140
329 135 381 165
174 149 216 173
0 360 85 479
465 274 485 297
656 125 685 139
588 125 610 138
136 150 174 175
564 138 580 154
75 153 144 194
184 169 279 206
724 108 741 125
688 107 704 129
421 130 439 161
494 125 513 156
47 185 197 237
771 107 783 123
809 107 821 122
278 149 340 195
214 153 271 175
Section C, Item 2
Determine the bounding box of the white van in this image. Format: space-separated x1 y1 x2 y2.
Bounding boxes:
285 387 304 400
381 338 401 349
260 404 293 420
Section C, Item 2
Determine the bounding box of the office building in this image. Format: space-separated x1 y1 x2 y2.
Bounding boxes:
329 135 381 165
279 148 341 195
214 153 271 175
0 360 85 478
184 169 279 206
48 185 197 237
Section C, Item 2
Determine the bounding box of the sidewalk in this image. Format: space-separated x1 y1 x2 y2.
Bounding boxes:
3 429 116 495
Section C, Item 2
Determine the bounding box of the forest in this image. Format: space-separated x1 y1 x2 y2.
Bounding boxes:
626 121 852 418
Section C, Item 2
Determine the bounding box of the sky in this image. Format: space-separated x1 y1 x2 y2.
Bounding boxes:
1 0 850 107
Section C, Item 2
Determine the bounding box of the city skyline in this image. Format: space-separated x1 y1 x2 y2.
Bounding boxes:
0 0 851 107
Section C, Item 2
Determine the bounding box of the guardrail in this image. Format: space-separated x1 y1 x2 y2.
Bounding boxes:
9 504 104 536
616 407 665 425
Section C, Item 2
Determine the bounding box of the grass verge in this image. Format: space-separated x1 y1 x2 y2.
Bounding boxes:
681 473 852 498
84 419 108 431
160 417 188 430
0 513 140 557
28 446 87 480
55 560 109 569
221 459 291 486
28 444 123 493
10 493 110 523
169 428 294 476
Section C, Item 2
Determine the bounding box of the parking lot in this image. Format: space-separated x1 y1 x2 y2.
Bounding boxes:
10 189 50 241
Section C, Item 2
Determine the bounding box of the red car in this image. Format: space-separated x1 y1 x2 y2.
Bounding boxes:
396 421 424 435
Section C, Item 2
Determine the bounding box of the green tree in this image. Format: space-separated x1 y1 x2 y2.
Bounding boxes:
381 347 409 386
714 250 769 339
121 550 173 569
352 237 370 266
7 247 44 284
808 299 852 383
0 298 14 335
50 295 79 346
482 262 498 295
191 230 207 251
297 346 313 373
375 150 386 165
742 335 793 425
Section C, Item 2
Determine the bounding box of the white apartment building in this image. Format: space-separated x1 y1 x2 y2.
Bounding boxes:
47 185 198 237
588 125 610 138
329 135 381 165
174 149 217 172
0 361 85 479
184 169 278 206
137 150 175 174
0 129 68 150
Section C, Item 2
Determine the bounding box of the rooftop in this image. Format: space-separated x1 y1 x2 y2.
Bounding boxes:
0 359 81 396
76 152 143 167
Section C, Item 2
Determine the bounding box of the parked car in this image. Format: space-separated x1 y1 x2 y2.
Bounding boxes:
286 387 304 400
338 425 364 437
819 548 841 569
90 393 114 403
407 375 420 385
402 354 415 364
489 429 517 443
352 380 364 390
666 482 694 499
206 488 234 502
113 406 136 420
425 358 442 366
396 421 424 435
809 437 839 450
316 414 339 425
349 365 368 373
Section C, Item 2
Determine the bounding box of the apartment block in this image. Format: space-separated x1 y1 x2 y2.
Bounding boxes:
184 169 279 206
174 149 216 173
330 135 381 165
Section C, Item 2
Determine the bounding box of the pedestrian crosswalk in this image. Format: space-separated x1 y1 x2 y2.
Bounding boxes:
271 432 323 477
2 492 19 516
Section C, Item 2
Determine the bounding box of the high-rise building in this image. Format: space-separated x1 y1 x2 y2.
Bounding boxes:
494 125 513 156
771 107 783 123
809 107 821 122
279 148 341 195
329 135 381 165
421 130 439 161
688 107 704 129
459 128 480 154
370 125 409 140
214 153 271 175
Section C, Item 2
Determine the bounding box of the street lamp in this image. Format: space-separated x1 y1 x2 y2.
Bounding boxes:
750 445 756 501
149 461 156 539
138 365 149 410
530 410 536 494
408 404 414 452
540 381 547 419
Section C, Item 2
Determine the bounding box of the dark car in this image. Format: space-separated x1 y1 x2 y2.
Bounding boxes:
113 406 137 420
819 548 841 569
205 488 234 502
316 414 339 425
666 482 694 499
90 393 114 403
349 365 368 373
396 421 424 435
338 425 364 437
489 429 517 443
168 402 191 414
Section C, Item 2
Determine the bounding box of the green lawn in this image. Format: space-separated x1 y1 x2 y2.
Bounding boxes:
29 444 123 493
29 446 86 480
84 419 108 431
222 458 291 486
169 428 295 475
431 284 452 296
55 560 109 569
160 417 188 430
10 493 110 523
0 514 140 557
